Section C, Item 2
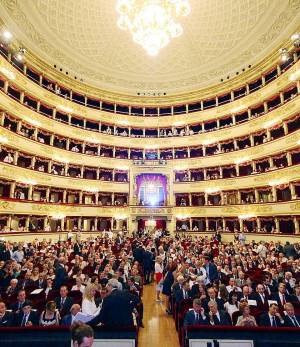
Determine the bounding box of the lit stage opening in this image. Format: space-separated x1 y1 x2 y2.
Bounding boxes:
136 173 167 206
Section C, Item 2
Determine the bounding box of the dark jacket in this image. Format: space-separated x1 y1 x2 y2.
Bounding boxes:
54 296 73 316
88 289 136 327
207 310 232 326
61 314 73 326
204 262 218 283
14 311 39 327
184 309 209 326
0 312 13 327
283 314 300 327
259 313 284 327
202 298 224 313
175 288 192 303
54 264 68 289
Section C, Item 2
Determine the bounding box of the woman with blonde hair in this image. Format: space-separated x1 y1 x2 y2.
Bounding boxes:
82 284 101 316
236 302 257 326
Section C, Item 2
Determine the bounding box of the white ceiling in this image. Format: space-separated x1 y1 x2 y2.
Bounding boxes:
0 0 300 96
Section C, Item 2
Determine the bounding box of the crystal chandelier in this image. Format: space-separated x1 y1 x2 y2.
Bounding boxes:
116 0 191 56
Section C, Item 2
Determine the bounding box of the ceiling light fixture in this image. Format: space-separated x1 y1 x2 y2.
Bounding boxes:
291 33 300 48
1 30 12 43
116 0 191 56
14 47 26 62
279 48 291 63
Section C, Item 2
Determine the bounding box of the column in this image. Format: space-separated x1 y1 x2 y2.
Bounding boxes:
280 92 284 105
0 112 5 126
205 218 209 231
263 101 268 113
80 166 84 178
63 190 67 203
219 167 223 178
204 193 208 205
78 217 82 230
25 217 30 229
239 218 243 231
50 134 54 146
52 108 57 119
254 189 259 203
96 168 100 180
283 121 288 135
66 139 70 151
9 182 16 198
235 164 240 176
82 143 86 153
61 217 66 231
250 135 254 147
189 193 192 206
13 151 19 165
112 192 115 205
79 191 83 204
269 157 274 169
275 217 280 233
293 217 299 234
28 185 33 200
257 217 261 232
33 128 38 140
287 152 292 166
220 191 225 205
43 217 48 230
266 128 271 140
237 191 242 204
20 92 25 104
232 114 236 125
272 186 277 202
46 188 50 202
290 183 296 200
4 81 8 94
7 216 12 229
95 192 99 205
37 101 40 113
222 218 226 230
203 169 207 180
48 161 52 173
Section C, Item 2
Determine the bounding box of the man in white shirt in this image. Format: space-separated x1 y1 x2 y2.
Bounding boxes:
226 278 242 293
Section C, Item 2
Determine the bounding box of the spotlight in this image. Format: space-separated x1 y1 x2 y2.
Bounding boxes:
279 48 291 63
1 30 12 43
14 47 26 62
291 33 300 48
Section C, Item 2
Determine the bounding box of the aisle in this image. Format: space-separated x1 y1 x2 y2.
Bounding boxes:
139 283 180 347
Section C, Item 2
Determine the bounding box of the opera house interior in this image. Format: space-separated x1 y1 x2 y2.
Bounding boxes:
0 1 300 346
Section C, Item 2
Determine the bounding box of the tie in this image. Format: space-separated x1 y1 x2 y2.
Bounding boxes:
195 313 199 323
292 316 299 327
61 298 65 306
272 316 277 327
282 295 286 305
213 315 220 325
21 314 27 327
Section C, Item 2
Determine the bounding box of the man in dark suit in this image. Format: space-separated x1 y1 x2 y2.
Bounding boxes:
207 300 231 326
175 280 192 303
88 279 137 327
10 289 27 313
184 299 209 326
0 301 12 327
61 304 81 326
18 272 34 291
271 283 292 309
14 301 39 327
54 257 68 289
34 273 47 289
249 284 269 309
202 287 224 313
55 285 73 317
142 246 153 284
204 257 218 285
283 303 300 327
259 303 284 327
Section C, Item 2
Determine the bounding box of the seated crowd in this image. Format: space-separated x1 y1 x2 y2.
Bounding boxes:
0 229 299 336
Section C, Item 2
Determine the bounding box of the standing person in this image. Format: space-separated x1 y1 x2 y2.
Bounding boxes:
154 256 164 302
88 279 137 327
143 246 153 284
54 256 68 289
162 261 176 314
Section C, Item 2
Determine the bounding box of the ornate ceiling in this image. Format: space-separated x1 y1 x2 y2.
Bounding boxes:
0 0 300 96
